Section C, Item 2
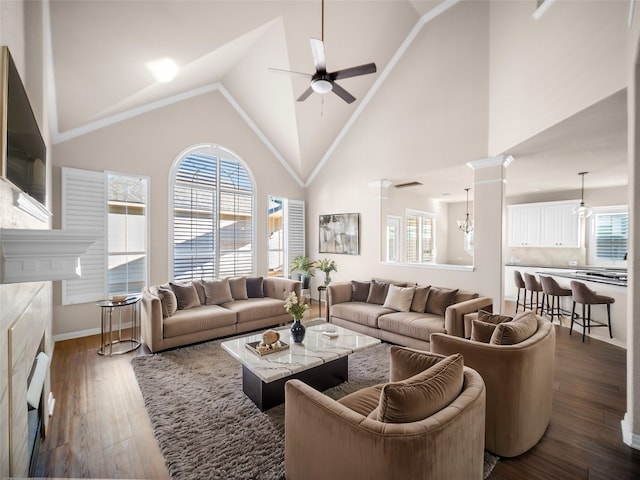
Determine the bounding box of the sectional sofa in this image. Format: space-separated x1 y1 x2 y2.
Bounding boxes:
328 279 493 350
141 276 301 352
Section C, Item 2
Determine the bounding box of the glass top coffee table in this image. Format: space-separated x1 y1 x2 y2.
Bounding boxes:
221 322 381 411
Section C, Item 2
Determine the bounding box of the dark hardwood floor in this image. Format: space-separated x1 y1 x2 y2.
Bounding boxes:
35 305 640 479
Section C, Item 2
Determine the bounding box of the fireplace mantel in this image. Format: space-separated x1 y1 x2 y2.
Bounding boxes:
0 229 97 284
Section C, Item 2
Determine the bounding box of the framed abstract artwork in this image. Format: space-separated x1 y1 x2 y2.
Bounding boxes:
319 213 360 255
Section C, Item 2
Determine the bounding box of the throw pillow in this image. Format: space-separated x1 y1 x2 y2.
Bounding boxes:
383 284 415 312
158 287 178 318
376 353 464 423
477 309 513 325
202 278 234 305
410 285 431 312
389 346 443 382
366 279 389 305
246 277 264 298
229 276 248 300
425 287 459 316
191 280 206 305
490 310 538 345
454 291 480 303
351 281 371 302
470 319 500 343
169 282 201 310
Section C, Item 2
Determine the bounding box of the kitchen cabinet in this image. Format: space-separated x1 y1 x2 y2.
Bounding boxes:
508 201 580 247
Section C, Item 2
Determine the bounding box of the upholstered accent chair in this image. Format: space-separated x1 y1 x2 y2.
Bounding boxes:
284 347 486 480
431 312 555 458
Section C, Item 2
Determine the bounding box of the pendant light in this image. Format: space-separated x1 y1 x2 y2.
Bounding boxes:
572 172 594 218
457 188 473 234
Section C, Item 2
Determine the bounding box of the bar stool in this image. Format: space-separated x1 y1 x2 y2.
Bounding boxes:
514 270 527 313
570 280 615 342
539 275 572 324
523 272 544 314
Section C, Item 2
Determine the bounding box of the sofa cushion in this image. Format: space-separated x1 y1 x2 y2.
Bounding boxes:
374 353 464 423
169 282 201 310
425 287 459 316
337 384 384 416
366 279 389 305
455 290 480 303
246 277 264 298
383 285 415 312
389 346 443 382
229 276 248 300
410 285 431 313
351 281 371 302
163 305 237 338
203 278 234 305
330 302 394 328
490 310 538 345
192 280 206 305
158 287 178 318
222 298 287 323
471 310 513 343
377 312 446 342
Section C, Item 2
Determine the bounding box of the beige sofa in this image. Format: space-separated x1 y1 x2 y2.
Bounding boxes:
141 276 300 352
284 346 486 480
431 311 556 457
327 279 493 350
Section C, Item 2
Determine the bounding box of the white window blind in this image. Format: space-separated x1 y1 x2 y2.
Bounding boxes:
172 147 255 281
594 210 628 262
62 167 107 305
405 210 435 264
285 199 305 276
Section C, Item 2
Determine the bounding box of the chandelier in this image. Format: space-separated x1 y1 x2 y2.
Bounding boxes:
571 172 594 218
457 188 473 234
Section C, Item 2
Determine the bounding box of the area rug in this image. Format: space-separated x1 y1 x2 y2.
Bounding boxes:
132 340 499 479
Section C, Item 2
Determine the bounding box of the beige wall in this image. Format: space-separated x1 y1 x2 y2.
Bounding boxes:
0 1 53 476
488 0 627 155
50 89 305 338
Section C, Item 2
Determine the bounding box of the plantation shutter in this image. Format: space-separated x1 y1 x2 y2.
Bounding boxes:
595 212 628 261
422 216 435 263
62 167 107 305
406 214 418 263
285 199 305 277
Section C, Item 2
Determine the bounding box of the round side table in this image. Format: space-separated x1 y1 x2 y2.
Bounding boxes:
96 295 142 356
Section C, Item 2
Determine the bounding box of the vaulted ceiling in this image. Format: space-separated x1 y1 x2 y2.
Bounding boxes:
47 0 628 198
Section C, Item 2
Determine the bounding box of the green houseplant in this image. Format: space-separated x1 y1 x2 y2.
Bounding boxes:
289 255 315 289
315 258 338 286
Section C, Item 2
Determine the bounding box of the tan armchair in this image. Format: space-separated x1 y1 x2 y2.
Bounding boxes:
284 347 486 480
431 315 555 457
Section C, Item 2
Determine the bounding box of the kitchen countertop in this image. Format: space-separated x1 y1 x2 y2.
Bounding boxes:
505 264 627 287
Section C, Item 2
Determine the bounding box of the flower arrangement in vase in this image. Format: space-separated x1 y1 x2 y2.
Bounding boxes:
315 258 338 286
284 291 309 342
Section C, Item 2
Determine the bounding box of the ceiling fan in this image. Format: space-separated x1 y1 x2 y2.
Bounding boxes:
269 0 377 104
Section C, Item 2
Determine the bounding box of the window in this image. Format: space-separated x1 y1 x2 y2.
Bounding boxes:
267 195 305 277
171 145 255 281
62 167 149 304
405 209 435 264
590 207 628 265
385 216 401 262
107 173 148 296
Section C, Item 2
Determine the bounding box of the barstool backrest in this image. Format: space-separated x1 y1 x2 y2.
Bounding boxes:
570 280 615 305
523 272 542 291
514 270 525 289
540 275 570 296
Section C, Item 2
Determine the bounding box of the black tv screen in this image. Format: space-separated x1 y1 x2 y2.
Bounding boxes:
3 46 46 205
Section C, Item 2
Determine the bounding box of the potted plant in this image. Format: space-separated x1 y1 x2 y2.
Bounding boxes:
289 255 315 289
315 258 338 286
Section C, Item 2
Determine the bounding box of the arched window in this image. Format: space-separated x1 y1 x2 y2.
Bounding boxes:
171 145 255 280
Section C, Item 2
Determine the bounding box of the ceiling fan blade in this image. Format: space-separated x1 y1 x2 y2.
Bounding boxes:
310 38 326 72
297 86 314 102
331 63 377 81
331 82 356 104
268 67 311 79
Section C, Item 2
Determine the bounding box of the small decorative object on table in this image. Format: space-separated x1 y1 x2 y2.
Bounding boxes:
246 329 289 356
315 258 338 286
285 291 308 342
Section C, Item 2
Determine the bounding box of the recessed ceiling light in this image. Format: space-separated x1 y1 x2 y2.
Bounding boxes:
146 58 179 83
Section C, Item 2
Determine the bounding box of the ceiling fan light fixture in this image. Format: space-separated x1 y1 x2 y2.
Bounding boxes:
311 78 333 94
146 57 179 83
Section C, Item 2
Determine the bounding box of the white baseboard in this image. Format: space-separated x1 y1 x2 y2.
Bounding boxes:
621 413 640 450
53 321 134 343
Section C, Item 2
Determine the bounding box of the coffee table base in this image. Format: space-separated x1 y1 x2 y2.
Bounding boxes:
242 356 348 411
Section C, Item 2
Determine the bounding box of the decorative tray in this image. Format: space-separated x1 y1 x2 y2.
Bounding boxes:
245 340 289 356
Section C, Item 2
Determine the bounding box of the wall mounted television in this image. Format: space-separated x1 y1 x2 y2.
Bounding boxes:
0 46 47 206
